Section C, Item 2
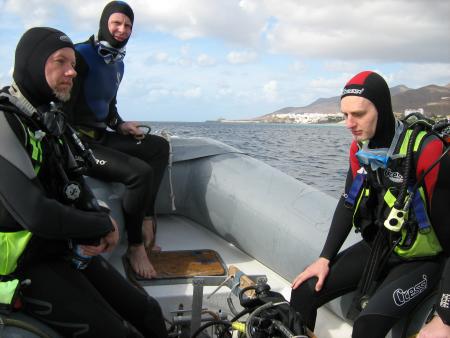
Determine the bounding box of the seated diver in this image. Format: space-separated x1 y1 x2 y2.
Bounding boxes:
0 27 168 338
64 0 170 279
290 71 450 337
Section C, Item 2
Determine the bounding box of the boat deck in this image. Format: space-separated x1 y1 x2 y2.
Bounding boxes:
108 214 353 338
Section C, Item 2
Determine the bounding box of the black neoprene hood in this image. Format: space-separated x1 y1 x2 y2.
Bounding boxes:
341 71 395 148
13 27 74 107
98 1 134 48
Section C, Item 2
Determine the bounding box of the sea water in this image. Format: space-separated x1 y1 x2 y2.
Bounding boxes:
150 122 352 199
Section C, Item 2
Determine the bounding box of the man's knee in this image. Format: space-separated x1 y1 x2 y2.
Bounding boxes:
352 314 395 338
129 157 153 184
290 277 318 310
154 135 170 161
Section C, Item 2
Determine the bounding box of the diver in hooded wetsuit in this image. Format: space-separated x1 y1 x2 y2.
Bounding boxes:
64 1 169 279
0 27 168 338
290 71 450 338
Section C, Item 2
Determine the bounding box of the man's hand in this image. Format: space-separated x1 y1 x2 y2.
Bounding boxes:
102 216 120 252
78 217 120 255
79 242 106 256
118 121 145 139
292 257 330 292
418 315 450 338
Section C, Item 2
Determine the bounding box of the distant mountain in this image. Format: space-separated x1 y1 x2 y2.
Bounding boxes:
256 83 450 122
391 84 450 116
390 85 411 96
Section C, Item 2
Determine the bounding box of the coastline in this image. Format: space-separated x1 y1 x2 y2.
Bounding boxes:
213 119 346 126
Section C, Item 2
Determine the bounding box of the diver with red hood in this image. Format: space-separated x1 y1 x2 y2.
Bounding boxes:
290 71 450 337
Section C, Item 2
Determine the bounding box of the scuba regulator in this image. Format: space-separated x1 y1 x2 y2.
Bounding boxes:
191 280 309 338
32 102 98 205
384 113 450 233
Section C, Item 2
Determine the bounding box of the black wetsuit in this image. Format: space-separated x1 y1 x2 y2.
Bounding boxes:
64 36 169 245
0 93 168 338
290 135 450 338
436 257 450 325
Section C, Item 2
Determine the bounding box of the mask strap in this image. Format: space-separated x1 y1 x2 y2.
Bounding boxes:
387 120 405 160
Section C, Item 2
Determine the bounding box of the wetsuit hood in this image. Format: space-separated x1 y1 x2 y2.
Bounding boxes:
341 71 395 148
12 27 74 108
98 1 134 49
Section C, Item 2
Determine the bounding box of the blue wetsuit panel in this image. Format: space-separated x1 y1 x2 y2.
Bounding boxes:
75 43 124 122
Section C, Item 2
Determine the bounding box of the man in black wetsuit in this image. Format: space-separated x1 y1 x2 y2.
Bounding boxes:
64 1 169 279
0 27 167 338
290 71 450 337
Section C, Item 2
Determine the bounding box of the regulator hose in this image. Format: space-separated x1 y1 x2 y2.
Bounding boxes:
0 317 52 338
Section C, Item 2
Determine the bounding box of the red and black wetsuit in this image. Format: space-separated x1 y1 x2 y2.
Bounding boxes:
290 131 450 337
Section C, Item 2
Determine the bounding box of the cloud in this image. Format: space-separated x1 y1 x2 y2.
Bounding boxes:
227 50 258 64
217 87 233 97
0 66 14 87
146 88 171 102
197 53 216 67
183 87 202 98
177 57 193 67
264 0 450 63
3 0 449 64
3 0 103 29
151 51 170 63
1 0 448 122
390 63 450 87
133 0 267 45
289 61 306 73
263 80 278 101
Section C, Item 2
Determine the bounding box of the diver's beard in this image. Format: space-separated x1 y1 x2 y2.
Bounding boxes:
53 88 71 102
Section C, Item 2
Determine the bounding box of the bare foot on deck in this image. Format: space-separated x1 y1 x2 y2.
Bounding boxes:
142 217 162 252
127 244 157 279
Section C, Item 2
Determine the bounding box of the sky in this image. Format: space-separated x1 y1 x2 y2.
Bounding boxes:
0 0 449 122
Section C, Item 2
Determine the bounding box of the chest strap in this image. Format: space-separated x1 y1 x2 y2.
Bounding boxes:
344 167 367 208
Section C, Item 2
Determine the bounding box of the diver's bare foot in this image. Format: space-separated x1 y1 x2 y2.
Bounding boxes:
127 244 157 279
142 217 162 252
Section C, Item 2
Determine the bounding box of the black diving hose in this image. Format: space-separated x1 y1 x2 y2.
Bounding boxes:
0 316 52 338
190 319 232 338
394 124 422 210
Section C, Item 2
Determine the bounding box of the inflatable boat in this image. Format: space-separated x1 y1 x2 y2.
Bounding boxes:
1 136 434 337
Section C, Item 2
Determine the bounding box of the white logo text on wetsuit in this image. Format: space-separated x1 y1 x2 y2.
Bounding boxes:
384 168 403 184
440 293 450 309
342 88 364 95
95 158 108 166
393 274 428 306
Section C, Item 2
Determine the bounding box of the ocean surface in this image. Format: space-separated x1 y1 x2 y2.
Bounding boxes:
150 122 352 199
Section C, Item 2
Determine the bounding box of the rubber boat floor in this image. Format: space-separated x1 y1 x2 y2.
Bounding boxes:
107 214 353 338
